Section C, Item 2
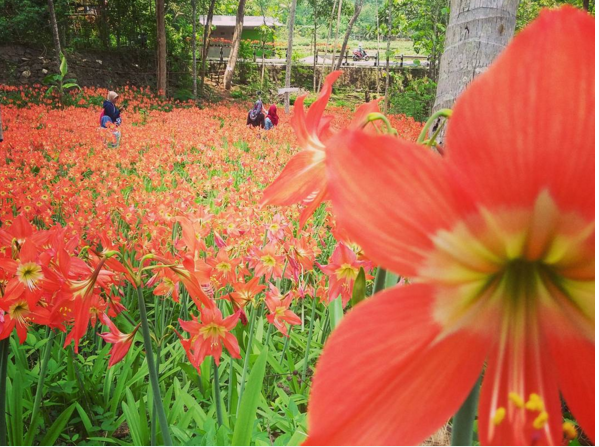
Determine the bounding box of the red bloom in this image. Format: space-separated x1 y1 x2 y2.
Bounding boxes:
305 8 594 446
318 243 372 307
178 306 240 368
265 284 301 336
261 72 383 227
230 277 266 310
99 313 140 367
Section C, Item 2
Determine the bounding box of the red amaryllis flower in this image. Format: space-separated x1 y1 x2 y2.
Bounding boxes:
178 306 240 367
99 313 140 367
230 277 266 310
265 284 301 336
318 243 372 307
261 72 383 227
305 8 594 446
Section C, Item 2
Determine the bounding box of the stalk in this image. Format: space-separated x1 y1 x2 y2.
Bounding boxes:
301 297 317 384
236 302 262 416
0 338 10 446
227 356 235 414
373 267 387 295
450 375 481 446
213 358 224 426
25 330 57 445
136 286 173 445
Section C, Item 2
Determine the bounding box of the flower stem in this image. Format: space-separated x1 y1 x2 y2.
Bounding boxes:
301 297 317 384
417 108 453 145
279 326 291 364
136 286 173 446
236 302 262 416
25 330 56 445
451 374 481 446
213 358 224 426
373 267 387 294
0 338 10 446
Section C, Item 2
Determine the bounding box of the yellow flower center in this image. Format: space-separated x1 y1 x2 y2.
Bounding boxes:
336 263 358 280
261 255 277 267
8 300 29 323
200 323 226 343
216 262 231 272
16 262 44 290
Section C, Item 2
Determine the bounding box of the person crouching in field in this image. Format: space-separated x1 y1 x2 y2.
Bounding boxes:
99 91 122 147
246 100 266 128
264 105 278 131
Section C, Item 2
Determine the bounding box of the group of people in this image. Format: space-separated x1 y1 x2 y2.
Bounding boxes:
246 99 279 131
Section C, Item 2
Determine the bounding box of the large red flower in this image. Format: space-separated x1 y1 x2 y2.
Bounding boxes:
261 71 382 227
305 8 594 446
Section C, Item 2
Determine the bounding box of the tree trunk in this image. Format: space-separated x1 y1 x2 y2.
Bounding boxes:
375 0 381 94
330 0 343 68
334 0 364 70
47 0 62 66
200 0 216 96
431 0 519 143
224 0 247 91
583 0 589 11
284 0 298 113
317 0 339 91
156 0 167 95
383 0 392 113
313 6 318 92
192 0 197 98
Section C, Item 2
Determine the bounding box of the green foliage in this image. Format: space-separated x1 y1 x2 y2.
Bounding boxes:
43 52 82 104
389 74 436 123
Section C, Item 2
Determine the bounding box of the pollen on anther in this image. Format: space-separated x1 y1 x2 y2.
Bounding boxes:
492 407 506 426
508 392 525 408
525 393 545 412
533 411 549 430
563 421 577 440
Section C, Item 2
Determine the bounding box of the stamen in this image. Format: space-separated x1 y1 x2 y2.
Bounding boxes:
492 407 506 426
532 411 549 430
508 392 525 408
525 393 545 412
562 422 577 440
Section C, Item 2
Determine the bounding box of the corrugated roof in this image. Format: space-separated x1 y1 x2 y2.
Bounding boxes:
199 15 283 28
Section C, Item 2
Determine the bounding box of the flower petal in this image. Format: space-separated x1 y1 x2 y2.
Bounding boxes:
543 317 595 443
304 284 488 445
446 7 594 220
326 130 473 277
478 328 562 445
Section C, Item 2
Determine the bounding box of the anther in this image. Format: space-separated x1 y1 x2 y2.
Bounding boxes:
532 411 549 430
525 393 545 412
562 422 577 440
508 392 525 408
492 407 506 426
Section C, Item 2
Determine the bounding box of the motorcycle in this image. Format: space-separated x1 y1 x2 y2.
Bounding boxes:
352 49 369 61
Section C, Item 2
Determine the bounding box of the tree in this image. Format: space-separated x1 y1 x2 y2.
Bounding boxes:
47 0 62 66
200 0 216 96
284 0 298 112
224 0 246 90
383 0 391 112
192 0 197 98
156 0 167 95
334 0 364 70
431 0 519 143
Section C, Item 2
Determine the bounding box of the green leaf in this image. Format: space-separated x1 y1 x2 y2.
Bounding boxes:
41 403 76 446
231 348 268 446
329 296 344 329
74 403 94 435
350 267 366 307
62 83 81 91
59 53 68 77
43 74 61 84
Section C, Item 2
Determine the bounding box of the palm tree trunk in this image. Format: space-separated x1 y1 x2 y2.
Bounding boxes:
383 0 392 113
330 0 343 68
224 0 247 91
192 0 197 98
431 0 519 143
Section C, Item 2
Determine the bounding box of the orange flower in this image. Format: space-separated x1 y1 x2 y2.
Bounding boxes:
265 284 301 336
99 313 140 367
230 277 266 309
304 8 594 446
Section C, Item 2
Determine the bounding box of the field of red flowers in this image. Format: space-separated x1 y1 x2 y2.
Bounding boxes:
0 83 421 445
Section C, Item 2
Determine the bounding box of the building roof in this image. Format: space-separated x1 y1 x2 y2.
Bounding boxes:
199 15 283 28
